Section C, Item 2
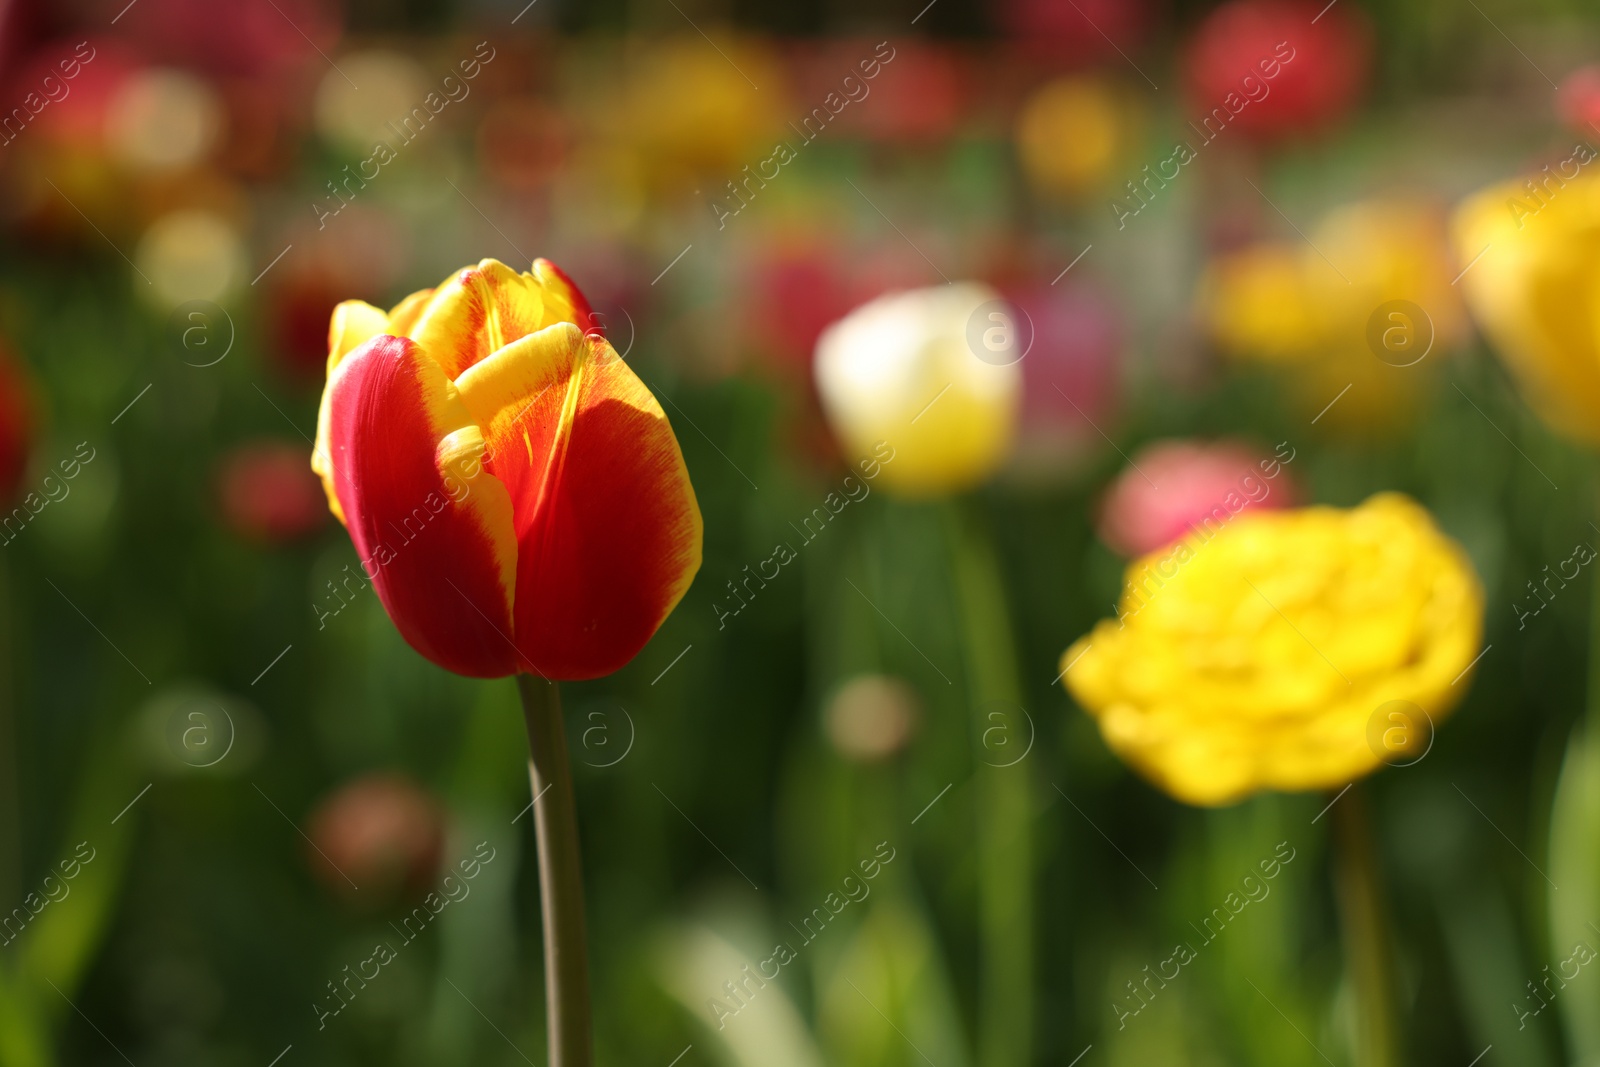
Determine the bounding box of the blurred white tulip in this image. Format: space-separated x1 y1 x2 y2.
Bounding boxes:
814 284 1022 497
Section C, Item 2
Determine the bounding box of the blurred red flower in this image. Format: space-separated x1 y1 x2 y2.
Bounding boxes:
751 243 854 370
269 269 354 380
851 41 966 143
0 0 29 82
0 342 32 507
1097 439 1297 557
265 209 406 380
998 0 1154 66
12 38 138 152
1184 0 1370 142
305 773 445 902
216 440 326 543
1558 66 1600 136
750 247 850 471
112 0 341 79
478 98 571 192
213 75 306 179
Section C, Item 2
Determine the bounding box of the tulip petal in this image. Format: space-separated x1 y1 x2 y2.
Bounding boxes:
531 257 599 334
385 287 434 337
1454 177 1600 443
404 260 556 380
455 323 702 679
314 301 391 522
328 300 390 367
322 335 522 678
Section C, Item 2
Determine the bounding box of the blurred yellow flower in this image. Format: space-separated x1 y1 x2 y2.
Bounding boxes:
814 284 1021 497
137 208 245 307
604 36 785 194
1015 77 1125 199
1060 493 1483 806
1201 198 1467 428
1453 170 1600 444
1200 244 1322 360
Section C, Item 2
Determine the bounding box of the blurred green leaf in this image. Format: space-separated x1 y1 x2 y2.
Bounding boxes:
815 897 970 1067
1548 723 1600 1061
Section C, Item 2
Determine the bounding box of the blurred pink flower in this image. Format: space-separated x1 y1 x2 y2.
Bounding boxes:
1006 279 1122 476
306 773 445 903
1013 280 1121 428
1097 439 1296 557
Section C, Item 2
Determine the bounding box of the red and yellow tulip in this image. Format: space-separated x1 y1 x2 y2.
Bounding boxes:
312 257 702 680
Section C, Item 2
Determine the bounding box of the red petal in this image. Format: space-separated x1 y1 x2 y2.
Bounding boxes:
323 335 522 678
454 324 702 679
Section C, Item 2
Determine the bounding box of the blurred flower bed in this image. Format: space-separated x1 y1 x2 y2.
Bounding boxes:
3 0 1600 1066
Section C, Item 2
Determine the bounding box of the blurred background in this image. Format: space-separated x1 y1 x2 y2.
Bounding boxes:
2 0 1599 1064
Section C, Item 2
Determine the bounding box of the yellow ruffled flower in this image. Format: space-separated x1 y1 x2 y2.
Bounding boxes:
1060 493 1483 807
1452 168 1600 444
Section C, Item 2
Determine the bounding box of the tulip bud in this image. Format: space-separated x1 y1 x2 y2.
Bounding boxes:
312 258 702 679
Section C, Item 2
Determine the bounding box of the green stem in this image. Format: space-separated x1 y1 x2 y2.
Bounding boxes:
0 552 18 912
0 980 51 1067
1588 494 1600 731
943 501 1033 1067
516 675 592 1067
1331 784 1400 1067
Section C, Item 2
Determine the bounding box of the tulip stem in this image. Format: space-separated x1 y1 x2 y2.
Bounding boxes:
1589 495 1600 731
516 674 592 1067
0 555 17 912
943 501 1033 1067
1331 784 1401 1067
